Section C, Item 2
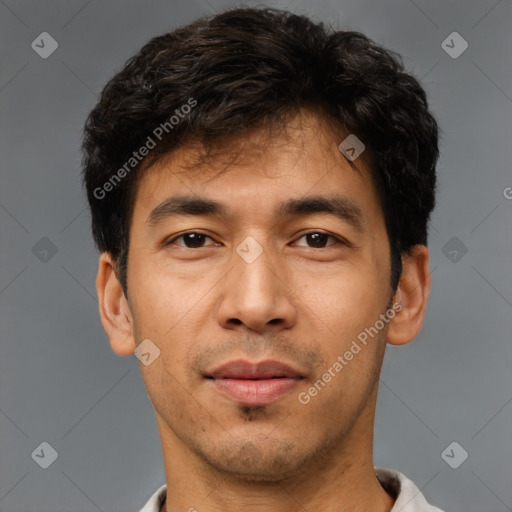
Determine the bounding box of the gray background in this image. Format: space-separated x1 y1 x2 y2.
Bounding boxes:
1 0 511 511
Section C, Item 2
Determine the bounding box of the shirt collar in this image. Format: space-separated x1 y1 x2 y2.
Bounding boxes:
139 468 445 512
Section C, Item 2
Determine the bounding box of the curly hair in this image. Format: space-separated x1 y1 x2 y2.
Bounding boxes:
81 7 440 299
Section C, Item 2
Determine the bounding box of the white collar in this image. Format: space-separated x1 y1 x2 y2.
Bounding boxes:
139 467 445 511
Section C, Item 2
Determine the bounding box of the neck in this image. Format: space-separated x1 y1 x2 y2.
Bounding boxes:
157 390 394 512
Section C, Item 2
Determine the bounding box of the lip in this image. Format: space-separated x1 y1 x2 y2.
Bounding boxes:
209 359 304 380
206 359 305 406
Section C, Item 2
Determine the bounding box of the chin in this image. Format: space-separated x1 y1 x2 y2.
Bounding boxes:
195 436 315 482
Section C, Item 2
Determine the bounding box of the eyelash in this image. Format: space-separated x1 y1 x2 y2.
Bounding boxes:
165 231 348 249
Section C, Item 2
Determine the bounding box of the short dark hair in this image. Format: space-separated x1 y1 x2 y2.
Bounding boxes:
82 7 440 299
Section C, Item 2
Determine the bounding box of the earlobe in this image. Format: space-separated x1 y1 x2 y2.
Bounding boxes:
96 252 136 356
386 245 431 346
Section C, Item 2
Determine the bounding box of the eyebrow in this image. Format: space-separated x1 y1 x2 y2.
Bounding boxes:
145 194 366 231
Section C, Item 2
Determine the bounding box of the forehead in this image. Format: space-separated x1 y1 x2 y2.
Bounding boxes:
131 111 382 227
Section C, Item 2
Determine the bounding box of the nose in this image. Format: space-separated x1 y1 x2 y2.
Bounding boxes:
216 243 297 334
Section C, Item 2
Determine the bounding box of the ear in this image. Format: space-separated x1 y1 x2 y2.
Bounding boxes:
96 252 136 356
386 245 431 346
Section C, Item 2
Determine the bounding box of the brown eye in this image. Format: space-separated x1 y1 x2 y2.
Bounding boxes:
294 232 340 248
167 232 215 248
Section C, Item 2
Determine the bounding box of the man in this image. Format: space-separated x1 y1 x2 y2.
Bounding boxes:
82 7 444 512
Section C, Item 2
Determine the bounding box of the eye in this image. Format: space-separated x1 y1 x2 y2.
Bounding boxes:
293 232 343 248
165 231 347 250
166 232 216 248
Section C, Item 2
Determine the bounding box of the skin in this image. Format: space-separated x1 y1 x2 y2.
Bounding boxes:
96 111 430 512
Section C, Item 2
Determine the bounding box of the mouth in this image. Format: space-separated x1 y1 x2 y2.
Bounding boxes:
205 359 305 406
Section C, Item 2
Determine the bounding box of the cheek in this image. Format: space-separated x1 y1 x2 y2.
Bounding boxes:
292 265 388 406
128 263 206 340
141 357 200 427
295 263 385 335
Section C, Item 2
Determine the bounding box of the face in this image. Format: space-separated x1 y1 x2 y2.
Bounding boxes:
122 112 396 481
